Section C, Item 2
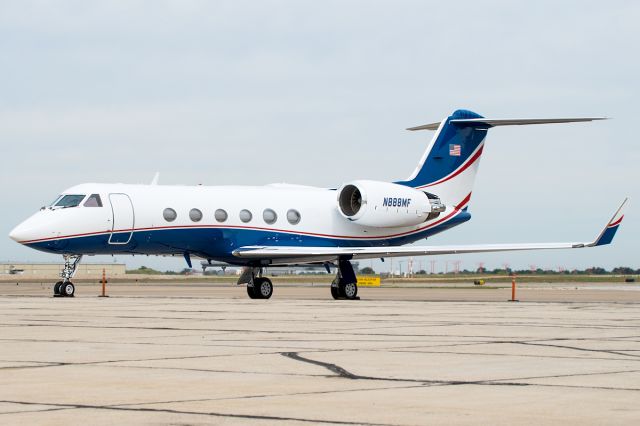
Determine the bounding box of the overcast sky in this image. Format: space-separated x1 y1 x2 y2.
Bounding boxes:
1 0 638 273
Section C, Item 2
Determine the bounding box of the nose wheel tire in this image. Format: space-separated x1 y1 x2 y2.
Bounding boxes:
59 282 75 297
247 277 273 299
53 281 63 296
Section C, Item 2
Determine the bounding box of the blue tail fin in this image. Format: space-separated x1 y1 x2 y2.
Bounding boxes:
397 109 605 209
397 109 489 208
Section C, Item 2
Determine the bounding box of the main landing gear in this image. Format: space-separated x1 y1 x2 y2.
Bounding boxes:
238 259 360 301
239 267 273 299
331 259 359 300
53 254 82 298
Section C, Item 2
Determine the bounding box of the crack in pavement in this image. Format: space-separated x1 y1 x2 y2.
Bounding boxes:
4 321 638 335
515 341 640 358
0 399 395 425
281 352 523 386
377 348 639 362
281 352 640 391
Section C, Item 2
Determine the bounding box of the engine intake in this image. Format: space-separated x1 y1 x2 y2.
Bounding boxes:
338 184 363 217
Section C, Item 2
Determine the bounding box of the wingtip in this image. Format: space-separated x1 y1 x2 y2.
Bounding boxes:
591 198 628 247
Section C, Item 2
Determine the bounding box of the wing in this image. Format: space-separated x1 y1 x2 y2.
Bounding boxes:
233 199 628 265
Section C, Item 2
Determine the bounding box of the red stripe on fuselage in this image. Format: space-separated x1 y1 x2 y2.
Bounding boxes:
20 193 473 244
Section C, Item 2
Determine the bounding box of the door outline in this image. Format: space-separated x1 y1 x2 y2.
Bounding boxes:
108 193 135 245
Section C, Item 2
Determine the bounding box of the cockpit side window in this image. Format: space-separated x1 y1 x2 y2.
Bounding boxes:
83 194 103 207
54 194 86 208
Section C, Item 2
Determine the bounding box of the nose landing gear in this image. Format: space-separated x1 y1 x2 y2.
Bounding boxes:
54 254 82 297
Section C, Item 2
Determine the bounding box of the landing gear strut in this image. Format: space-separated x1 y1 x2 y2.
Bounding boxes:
331 259 359 300
54 254 82 297
239 267 273 300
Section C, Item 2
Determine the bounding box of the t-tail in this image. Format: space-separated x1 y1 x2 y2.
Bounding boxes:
396 109 606 210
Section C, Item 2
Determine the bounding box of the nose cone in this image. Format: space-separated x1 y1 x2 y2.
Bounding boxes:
9 212 49 244
9 222 28 243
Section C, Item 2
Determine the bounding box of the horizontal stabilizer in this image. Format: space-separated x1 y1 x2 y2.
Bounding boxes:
408 117 607 131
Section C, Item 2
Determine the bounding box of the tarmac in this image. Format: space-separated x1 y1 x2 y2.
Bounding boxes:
1 281 639 425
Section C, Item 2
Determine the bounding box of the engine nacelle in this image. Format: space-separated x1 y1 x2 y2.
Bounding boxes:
337 180 445 228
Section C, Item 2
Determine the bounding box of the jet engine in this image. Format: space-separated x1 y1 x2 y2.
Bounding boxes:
336 180 445 228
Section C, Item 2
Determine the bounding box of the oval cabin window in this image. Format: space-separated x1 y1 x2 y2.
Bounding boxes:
287 209 301 225
214 209 228 222
239 209 252 223
263 209 277 224
163 208 177 222
189 208 203 222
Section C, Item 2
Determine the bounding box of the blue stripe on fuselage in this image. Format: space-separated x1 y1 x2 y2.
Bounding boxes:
25 211 471 264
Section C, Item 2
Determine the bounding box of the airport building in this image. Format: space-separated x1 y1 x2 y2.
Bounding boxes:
1 262 126 278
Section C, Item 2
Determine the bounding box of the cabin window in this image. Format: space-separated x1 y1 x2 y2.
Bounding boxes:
214 209 228 222
263 209 277 224
83 194 103 207
189 208 203 222
239 209 252 223
163 208 177 222
55 194 85 208
287 209 301 225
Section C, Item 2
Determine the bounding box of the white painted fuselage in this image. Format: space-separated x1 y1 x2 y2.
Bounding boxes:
9 182 469 265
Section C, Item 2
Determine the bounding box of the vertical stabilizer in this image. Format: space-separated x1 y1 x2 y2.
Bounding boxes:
397 109 489 209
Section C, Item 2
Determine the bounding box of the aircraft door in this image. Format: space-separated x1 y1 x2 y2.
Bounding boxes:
108 193 135 244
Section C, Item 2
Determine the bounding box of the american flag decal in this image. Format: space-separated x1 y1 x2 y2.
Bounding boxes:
449 144 461 156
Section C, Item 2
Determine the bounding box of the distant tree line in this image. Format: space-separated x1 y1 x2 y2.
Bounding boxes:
126 265 639 276
407 266 639 275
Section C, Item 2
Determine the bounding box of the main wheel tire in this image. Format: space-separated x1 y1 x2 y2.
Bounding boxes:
247 283 258 299
342 282 358 300
331 285 340 300
256 277 273 299
54 281 63 296
61 282 75 297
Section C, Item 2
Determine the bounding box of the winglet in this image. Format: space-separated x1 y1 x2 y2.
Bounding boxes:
589 198 628 247
150 172 160 186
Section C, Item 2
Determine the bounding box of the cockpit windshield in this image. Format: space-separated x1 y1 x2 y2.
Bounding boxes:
54 194 86 208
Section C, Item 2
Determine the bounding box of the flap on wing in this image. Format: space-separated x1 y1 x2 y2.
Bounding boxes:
233 241 582 262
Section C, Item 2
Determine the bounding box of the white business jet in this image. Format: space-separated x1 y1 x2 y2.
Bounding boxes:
9 109 627 299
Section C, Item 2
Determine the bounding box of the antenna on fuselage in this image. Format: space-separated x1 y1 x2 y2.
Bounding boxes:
150 172 160 185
